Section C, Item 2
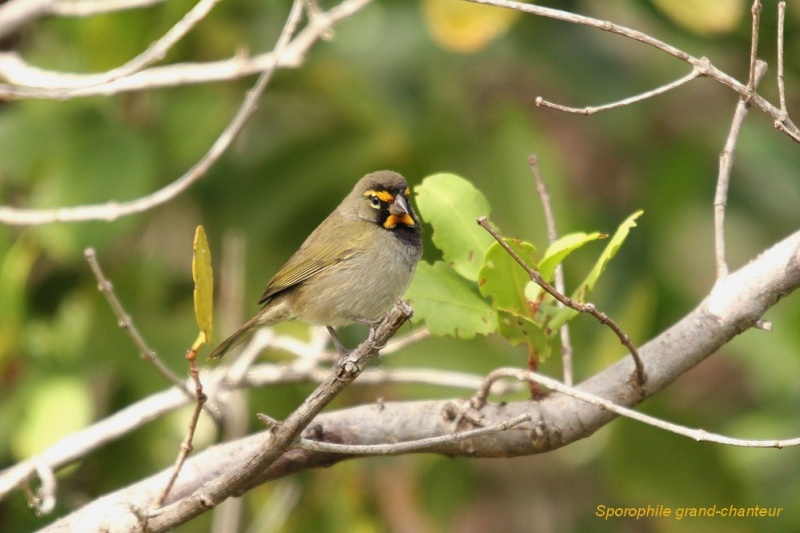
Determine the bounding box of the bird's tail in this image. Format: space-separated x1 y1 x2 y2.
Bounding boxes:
208 315 261 360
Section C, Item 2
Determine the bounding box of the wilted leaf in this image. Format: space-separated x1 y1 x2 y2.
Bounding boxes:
405 261 496 338
415 173 496 281
192 226 213 345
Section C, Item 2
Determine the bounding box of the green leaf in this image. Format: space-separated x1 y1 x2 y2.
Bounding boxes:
575 210 644 301
538 231 605 283
405 261 496 338
192 226 213 345
479 240 553 360
497 310 551 360
414 173 496 281
548 210 644 331
478 239 537 317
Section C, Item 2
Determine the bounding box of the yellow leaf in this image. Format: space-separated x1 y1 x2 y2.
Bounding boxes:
423 0 522 53
652 0 744 35
192 226 213 345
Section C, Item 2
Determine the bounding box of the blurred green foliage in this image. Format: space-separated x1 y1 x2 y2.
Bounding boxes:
2 0 800 531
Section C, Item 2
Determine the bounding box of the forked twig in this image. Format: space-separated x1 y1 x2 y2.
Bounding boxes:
477 217 646 386
473 367 800 448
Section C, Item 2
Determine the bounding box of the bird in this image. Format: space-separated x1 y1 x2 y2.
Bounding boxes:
209 170 422 360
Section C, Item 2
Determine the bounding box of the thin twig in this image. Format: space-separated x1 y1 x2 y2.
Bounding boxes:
472 367 800 448
535 69 700 115
244 363 524 394
745 0 762 97
153 354 208 508
53 0 165 17
7 0 221 99
476 217 646 386
777 2 787 116
465 0 800 143
0 0 369 99
528 155 573 386
714 59 768 279
0 0 164 39
0 0 372 225
84 248 197 399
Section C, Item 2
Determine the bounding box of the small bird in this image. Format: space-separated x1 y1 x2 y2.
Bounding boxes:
209 170 422 359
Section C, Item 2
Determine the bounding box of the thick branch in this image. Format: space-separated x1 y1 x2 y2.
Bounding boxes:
40 229 800 532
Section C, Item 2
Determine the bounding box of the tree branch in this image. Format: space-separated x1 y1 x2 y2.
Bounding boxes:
38 229 800 531
467 0 800 143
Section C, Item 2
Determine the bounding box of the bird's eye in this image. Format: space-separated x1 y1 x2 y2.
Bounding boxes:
369 195 381 209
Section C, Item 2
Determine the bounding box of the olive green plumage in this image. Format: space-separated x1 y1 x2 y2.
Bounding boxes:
209 170 422 359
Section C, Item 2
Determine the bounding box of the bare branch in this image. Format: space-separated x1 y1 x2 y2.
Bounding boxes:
714 60 768 279
0 0 370 99
154 353 208 509
466 0 800 142
536 69 700 115
473 367 800 448
4 0 221 99
37 227 800 531
777 1 788 116
53 0 165 17
746 0 762 95
0 0 164 39
143 298 414 530
0 338 476 505
0 0 371 226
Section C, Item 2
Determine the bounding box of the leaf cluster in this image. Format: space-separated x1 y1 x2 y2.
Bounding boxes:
406 173 643 360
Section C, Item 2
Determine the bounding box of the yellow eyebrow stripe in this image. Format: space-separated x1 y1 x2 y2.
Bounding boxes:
363 190 394 203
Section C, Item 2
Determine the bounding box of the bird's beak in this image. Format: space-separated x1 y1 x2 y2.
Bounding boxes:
385 195 416 228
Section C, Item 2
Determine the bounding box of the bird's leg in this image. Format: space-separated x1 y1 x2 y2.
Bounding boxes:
326 326 350 356
354 314 386 345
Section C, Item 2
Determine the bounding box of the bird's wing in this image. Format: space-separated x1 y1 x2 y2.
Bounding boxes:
258 228 359 304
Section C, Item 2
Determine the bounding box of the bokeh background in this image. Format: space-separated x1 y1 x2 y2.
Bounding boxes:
1 0 800 531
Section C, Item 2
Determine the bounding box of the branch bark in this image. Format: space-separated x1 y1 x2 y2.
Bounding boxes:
39 229 800 532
